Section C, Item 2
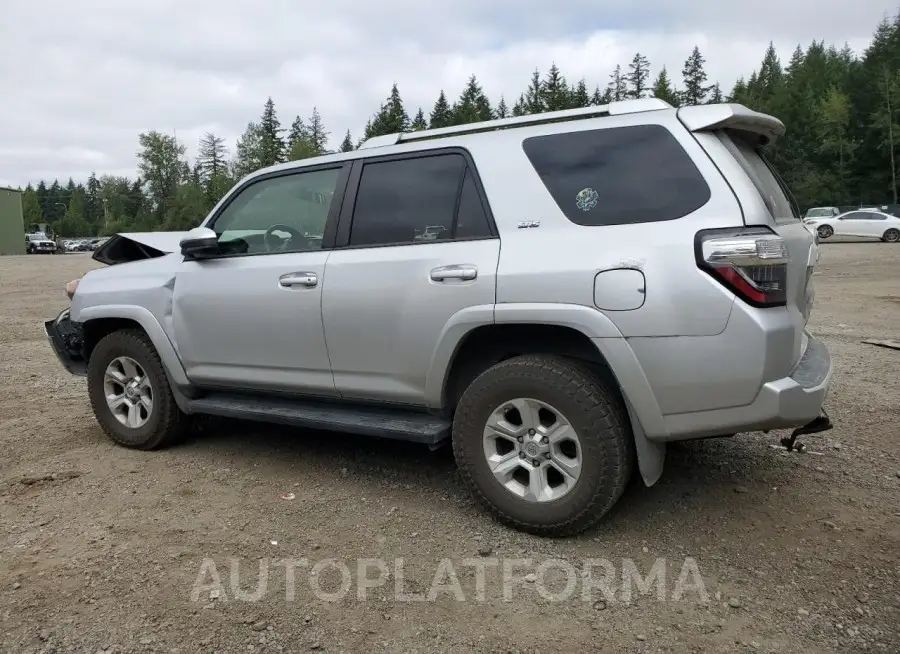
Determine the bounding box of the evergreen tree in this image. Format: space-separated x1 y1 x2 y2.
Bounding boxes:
197 133 228 182
197 132 230 204
382 83 410 132
542 63 570 111
708 82 724 103
410 108 428 131
627 53 651 98
450 75 492 125
47 180 63 222
651 67 680 106
85 173 102 226
430 90 452 128
35 181 48 222
307 107 329 154
608 65 627 101
569 79 590 108
682 46 712 105
818 87 858 193
729 77 748 102
287 115 307 152
365 83 410 138
234 122 264 178
523 69 544 114
493 96 510 119
511 94 527 116
339 130 355 152
258 97 285 166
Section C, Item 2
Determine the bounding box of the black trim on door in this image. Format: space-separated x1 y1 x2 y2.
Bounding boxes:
332 146 499 249
202 161 353 257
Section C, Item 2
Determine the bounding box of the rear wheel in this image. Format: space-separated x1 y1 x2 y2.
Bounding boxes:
452 354 633 537
817 225 833 239
87 329 188 450
883 228 900 243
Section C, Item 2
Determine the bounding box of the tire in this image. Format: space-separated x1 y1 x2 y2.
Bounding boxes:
87 329 188 450
817 225 833 239
883 228 900 243
452 354 633 537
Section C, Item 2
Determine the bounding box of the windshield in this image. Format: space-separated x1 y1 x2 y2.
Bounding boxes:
805 208 834 218
29 233 48 240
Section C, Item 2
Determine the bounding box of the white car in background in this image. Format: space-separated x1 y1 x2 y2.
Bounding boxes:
805 209 900 243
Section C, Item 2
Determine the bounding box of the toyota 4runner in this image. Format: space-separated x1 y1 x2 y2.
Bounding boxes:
45 98 833 536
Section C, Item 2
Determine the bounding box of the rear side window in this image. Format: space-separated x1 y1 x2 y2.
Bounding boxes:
349 154 464 246
522 124 711 227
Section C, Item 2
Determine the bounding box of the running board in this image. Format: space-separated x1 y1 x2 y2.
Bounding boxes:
184 393 452 445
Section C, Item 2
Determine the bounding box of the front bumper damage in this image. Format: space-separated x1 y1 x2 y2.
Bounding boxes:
44 309 86 376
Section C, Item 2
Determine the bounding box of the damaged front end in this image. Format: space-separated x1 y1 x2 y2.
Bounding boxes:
46 231 189 377
44 309 86 376
91 231 188 266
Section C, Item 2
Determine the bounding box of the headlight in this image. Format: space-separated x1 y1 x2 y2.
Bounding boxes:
65 279 79 299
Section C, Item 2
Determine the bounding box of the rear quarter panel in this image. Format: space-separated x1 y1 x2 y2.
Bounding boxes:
466 110 741 337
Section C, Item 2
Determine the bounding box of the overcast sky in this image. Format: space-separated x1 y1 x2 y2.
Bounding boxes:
1 0 895 188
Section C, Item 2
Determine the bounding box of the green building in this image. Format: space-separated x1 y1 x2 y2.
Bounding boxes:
0 186 25 255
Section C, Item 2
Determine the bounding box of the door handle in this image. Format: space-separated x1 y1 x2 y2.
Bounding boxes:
430 265 478 282
279 272 318 288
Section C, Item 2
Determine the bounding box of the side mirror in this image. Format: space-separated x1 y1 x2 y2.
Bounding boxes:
180 227 219 259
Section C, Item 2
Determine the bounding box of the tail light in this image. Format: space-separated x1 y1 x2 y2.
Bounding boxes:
695 228 789 307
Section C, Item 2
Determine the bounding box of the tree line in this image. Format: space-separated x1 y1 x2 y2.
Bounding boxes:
19 11 900 237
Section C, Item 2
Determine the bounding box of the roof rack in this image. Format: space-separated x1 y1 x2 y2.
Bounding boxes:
357 98 673 149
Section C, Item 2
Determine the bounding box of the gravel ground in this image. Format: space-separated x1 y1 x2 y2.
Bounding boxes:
1 242 898 654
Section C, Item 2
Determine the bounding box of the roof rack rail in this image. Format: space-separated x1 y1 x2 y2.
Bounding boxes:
356 98 673 149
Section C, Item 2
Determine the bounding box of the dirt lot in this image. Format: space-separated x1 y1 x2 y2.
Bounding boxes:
1 243 898 654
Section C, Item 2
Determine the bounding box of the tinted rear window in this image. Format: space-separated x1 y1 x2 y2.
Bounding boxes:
521 124 711 227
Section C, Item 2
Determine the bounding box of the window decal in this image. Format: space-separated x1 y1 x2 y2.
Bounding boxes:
576 188 599 212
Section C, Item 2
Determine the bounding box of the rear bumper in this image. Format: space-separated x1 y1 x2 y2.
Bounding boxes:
658 331 833 441
44 309 86 376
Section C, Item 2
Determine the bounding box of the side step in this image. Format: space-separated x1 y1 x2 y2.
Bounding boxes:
184 393 452 445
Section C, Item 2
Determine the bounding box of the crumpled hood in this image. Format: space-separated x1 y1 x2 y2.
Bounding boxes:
92 231 189 265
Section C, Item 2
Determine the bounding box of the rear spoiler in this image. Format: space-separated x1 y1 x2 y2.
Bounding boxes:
92 231 188 266
676 103 785 145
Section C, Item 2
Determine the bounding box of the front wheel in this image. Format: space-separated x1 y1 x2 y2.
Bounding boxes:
87 329 188 450
883 228 900 243
817 225 834 239
452 354 633 537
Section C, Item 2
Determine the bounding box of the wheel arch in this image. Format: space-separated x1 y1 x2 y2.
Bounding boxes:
78 305 190 390
433 306 667 487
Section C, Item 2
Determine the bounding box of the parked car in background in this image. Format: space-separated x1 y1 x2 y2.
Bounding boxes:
25 232 57 254
806 209 900 242
803 206 840 220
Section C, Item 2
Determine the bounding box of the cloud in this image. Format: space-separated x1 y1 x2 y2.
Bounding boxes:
0 0 893 187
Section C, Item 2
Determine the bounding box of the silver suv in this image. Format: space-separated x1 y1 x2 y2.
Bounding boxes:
45 98 833 536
